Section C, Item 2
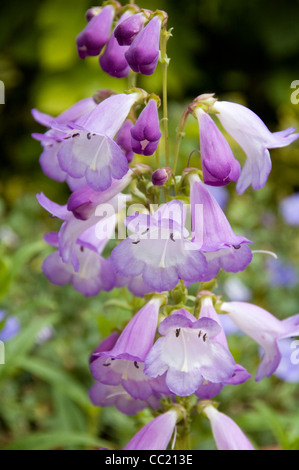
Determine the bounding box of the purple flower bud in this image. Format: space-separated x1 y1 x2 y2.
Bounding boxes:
116 120 135 162
131 99 162 155
152 167 171 186
76 5 115 59
204 405 254 450
124 409 178 450
125 16 162 75
99 13 131 78
195 108 241 186
85 7 102 22
114 12 146 46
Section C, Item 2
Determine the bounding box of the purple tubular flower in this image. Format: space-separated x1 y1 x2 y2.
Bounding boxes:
125 16 162 75
204 405 254 450
144 308 236 397
115 120 135 163
56 93 140 191
76 5 115 59
99 13 131 78
190 175 252 279
221 301 299 381
114 12 146 46
195 297 250 399
130 99 162 156
89 382 161 415
213 101 299 194
89 332 120 364
124 409 178 450
67 170 133 220
279 193 299 226
90 298 170 401
195 108 241 186
111 200 207 292
32 98 97 186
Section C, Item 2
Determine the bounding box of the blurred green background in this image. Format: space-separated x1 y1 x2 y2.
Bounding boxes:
0 0 299 450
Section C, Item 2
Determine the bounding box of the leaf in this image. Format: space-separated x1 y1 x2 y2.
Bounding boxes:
0 314 58 379
0 431 110 450
18 356 91 410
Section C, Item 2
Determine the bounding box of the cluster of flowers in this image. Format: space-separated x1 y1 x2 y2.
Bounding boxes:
77 1 166 77
33 1 299 451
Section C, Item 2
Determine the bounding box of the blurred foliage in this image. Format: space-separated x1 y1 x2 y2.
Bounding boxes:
0 0 299 450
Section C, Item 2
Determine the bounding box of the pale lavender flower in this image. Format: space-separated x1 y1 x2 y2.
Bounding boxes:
56 93 140 191
76 5 115 59
125 16 162 75
89 382 161 415
111 200 207 292
279 193 299 226
124 409 178 450
32 98 97 187
204 405 254 450
273 339 299 383
194 297 250 399
130 99 162 156
221 301 299 381
195 108 241 186
214 101 299 194
90 298 170 401
144 308 236 396
190 175 252 279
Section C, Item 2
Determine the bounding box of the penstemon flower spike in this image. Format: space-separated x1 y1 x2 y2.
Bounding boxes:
33 1 299 451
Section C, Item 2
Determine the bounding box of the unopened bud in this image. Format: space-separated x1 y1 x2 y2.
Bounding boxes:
152 167 171 186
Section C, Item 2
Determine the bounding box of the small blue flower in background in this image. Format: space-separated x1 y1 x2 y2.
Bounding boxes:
0 311 21 342
266 258 298 288
279 193 299 226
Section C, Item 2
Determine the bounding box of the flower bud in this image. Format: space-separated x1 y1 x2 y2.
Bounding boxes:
116 119 135 162
76 5 115 59
152 167 171 186
125 15 162 75
130 99 162 155
114 12 146 46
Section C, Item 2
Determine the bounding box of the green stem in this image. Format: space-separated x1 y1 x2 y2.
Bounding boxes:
160 25 170 168
128 70 137 89
172 107 190 174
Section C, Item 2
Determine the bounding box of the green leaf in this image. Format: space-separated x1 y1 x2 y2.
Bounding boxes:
18 356 91 410
0 314 58 379
1 431 110 450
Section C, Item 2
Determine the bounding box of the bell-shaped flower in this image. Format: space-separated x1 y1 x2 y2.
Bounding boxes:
89 382 161 416
194 297 250 399
56 93 140 191
114 12 147 46
213 100 299 194
195 108 241 186
76 5 115 59
111 200 207 292
66 170 132 220
32 98 97 187
125 16 162 75
42 231 116 297
144 308 236 396
130 99 162 156
221 301 299 381
124 409 178 450
90 298 170 401
99 13 131 78
203 405 254 450
190 175 252 279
